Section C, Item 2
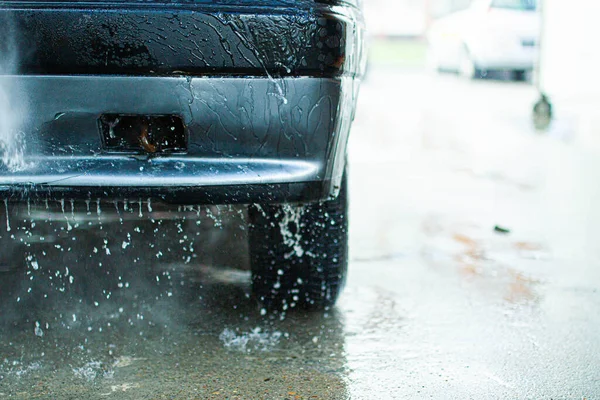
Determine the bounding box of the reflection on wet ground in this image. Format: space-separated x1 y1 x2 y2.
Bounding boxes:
1 68 600 398
0 205 347 399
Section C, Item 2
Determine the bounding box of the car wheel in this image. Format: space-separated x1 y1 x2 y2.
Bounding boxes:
512 69 528 82
248 172 348 311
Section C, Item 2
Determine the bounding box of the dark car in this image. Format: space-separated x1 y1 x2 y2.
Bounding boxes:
0 0 365 310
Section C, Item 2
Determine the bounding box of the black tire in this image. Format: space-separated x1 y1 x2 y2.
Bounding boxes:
512 69 527 82
248 173 348 311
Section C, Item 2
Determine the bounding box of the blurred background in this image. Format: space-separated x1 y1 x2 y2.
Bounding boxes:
365 0 600 123
345 2 600 395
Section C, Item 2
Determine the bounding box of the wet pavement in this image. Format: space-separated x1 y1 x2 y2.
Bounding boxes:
1 68 600 399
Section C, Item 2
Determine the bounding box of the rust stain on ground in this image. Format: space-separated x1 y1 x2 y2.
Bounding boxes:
514 241 544 251
450 232 540 303
458 262 481 277
452 233 478 247
453 233 486 265
504 271 539 303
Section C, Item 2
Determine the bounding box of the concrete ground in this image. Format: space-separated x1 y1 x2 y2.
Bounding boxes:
0 67 599 399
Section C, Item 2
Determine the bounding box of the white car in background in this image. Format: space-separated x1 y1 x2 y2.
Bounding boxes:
428 0 540 80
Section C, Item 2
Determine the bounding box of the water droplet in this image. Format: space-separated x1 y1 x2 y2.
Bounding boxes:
4 199 10 232
34 321 44 337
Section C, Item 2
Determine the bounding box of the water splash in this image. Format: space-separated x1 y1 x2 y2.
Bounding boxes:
72 361 114 381
34 321 44 337
278 204 307 258
0 16 30 172
219 327 283 352
4 198 10 232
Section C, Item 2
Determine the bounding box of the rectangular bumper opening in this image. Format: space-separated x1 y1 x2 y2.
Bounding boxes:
99 114 187 154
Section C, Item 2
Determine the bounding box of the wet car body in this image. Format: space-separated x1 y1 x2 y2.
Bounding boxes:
0 0 365 310
0 0 365 204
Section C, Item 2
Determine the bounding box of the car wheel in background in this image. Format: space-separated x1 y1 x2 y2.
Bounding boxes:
512 70 528 82
248 172 348 311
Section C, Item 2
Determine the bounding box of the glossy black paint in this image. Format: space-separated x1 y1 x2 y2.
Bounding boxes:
2 1 363 78
0 0 365 204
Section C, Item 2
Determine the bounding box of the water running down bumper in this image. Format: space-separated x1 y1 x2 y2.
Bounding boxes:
0 75 357 204
0 1 364 204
